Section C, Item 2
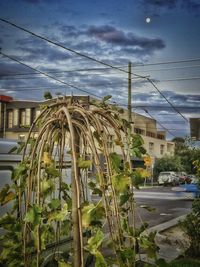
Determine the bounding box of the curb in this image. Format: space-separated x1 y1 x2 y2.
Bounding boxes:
144 214 187 234
141 214 189 263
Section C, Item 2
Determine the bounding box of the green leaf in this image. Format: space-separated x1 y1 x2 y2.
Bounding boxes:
12 162 28 181
45 166 61 178
0 214 16 230
130 134 146 158
119 248 135 264
119 193 131 206
58 261 72 267
109 152 122 173
40 179 55 196
82 203 105 228
77 157 92 169
95 251 107 267
48 203 68 222
24 204 42 227
0 184 15 206
112 173 131 193
48 199 61 210
86 229 105 254
40 225 55 250
102 95 112 102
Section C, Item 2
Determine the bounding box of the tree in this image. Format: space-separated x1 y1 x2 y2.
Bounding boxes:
153 155 183 179
172 137 200 174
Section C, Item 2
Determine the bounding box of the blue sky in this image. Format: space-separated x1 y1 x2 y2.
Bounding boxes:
0 0 200 139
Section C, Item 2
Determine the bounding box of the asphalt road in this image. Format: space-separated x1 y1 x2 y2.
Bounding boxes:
134 186 192 228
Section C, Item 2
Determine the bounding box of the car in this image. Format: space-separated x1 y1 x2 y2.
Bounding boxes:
187 174 198 184
175 172 190 184
158 171 179 186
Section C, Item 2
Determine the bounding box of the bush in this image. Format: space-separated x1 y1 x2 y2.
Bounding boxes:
180 199 200 257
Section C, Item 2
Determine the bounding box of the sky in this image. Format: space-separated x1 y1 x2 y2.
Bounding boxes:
0 0 200 139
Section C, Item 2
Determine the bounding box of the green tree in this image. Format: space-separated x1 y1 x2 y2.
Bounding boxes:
172 137 200 174
153 155 183 179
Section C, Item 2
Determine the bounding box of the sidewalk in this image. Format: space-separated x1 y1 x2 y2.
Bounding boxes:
141 214 190 263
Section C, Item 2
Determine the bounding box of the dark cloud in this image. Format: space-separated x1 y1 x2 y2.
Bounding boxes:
143 0 177 9
86 25 165 51
21 0 55 3
16 38 72 63
142 0 200 13
21 0 40 3
181 0 200 12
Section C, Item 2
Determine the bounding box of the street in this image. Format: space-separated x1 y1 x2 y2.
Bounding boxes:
134 186 192 228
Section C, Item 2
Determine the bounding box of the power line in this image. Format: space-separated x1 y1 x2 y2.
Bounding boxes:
145 78 188 122
0 51 101 99
133 105 200 110
135 58 200 67
157 77 200 82
134 64 200 72
140 108 176 137
0 18 143 78
0 18 190 122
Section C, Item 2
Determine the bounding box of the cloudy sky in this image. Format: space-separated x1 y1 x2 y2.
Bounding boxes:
0 0 200 139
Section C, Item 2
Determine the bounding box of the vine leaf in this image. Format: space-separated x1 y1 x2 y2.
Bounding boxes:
45 166 61 178
24 204 42 227
0 184 15 206
43 152 54 165
112 174 131 193
48 199 61 210
82 203 105 228
86 229 104 254
41 179 55 196
119 193 131 206
58 261 72 267
78 157 92 169
109 152 122 173
130 134 146 157
102 95 112 102
48 203 68 222
95 251 107 267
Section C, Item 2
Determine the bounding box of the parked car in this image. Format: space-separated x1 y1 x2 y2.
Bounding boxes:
175 172 190 184
158 171 179 186
187 174 198 184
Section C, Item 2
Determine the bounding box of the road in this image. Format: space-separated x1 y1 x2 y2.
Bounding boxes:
134 186 192 228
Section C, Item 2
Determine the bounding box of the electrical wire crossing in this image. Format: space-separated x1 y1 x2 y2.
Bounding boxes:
0 51 101 99
0 18 190 122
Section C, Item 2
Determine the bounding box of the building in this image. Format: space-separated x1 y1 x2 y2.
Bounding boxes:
0 95 174 164
190 118 200 141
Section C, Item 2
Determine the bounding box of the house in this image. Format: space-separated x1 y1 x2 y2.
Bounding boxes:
0 95 174 167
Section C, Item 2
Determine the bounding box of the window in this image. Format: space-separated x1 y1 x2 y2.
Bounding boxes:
35 109 41 118
146 131 156 138
20 109 26 126
134 128 145 135
25 108 31 126
13 109 19 126
149 142 154 154
7 110 13 128
160 144 165 155
157 134 164 140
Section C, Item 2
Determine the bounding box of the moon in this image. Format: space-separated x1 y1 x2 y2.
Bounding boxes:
146 17 151 23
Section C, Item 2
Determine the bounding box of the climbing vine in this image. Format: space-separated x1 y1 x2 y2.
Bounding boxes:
0 96 157 267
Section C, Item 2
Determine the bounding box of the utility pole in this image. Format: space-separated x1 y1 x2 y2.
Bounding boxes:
128 61 132 124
